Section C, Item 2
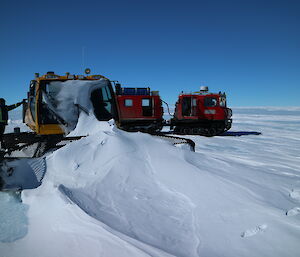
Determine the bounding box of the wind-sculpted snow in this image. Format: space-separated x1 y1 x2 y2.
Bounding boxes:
48 125 200 257
1 107 300 257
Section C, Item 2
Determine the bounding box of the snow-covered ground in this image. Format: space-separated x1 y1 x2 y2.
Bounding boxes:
1 106 300 257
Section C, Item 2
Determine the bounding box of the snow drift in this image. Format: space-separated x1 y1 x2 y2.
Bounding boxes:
1 106 300 257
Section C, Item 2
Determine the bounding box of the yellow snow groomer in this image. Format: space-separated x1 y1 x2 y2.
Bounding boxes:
24 71 110 135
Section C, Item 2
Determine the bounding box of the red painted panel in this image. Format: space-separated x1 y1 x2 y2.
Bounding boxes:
117 95 163 121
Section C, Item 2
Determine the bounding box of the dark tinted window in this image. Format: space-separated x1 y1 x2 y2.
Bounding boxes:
142 98 152 116
29 81 36 121
91 86 114 121
204 97 217 107
182 97 191 116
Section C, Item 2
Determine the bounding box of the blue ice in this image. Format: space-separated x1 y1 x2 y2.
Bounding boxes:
0 191 29 243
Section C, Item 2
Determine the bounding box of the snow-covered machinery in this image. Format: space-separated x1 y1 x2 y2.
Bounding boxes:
0 70 196 191
24 71 117 135
2 70 118 156
1 70 199 158
171 86 232 136
0 70 119 190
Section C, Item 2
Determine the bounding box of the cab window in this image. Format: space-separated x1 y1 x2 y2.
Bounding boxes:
124 99 133 107
142 98 152 116
142 99 150 106
219 97 226 107
40 81 61 124
192 98 197 106
182 97 192 116
91 85 115 121
29 81 37 121
204 97 218 107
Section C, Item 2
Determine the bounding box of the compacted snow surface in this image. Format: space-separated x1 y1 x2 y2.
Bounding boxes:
1 106 300 257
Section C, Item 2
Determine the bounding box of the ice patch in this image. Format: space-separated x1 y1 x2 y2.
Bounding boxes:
0 192 29 242
241 224 268 238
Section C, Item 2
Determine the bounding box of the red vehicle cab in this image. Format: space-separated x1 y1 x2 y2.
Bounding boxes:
171 86 232 136
115 84 163 132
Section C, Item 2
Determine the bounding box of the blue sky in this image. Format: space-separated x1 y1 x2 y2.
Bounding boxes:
0 0 299 106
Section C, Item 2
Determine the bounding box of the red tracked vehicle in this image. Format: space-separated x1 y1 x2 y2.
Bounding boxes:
171 86 232 136
114 83 164 132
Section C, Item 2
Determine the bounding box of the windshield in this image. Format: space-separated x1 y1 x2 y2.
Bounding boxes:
91 86 114 121
219 96 226 107
39 81 65 124
204 97 218 107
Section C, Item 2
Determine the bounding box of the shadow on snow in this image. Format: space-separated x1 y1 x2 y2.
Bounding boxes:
219 131 262 137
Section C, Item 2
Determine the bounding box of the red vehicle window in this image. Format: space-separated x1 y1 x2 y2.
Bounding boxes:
204 97 218 107
142 98 152 116
124 99 133 107
142 99 150 106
